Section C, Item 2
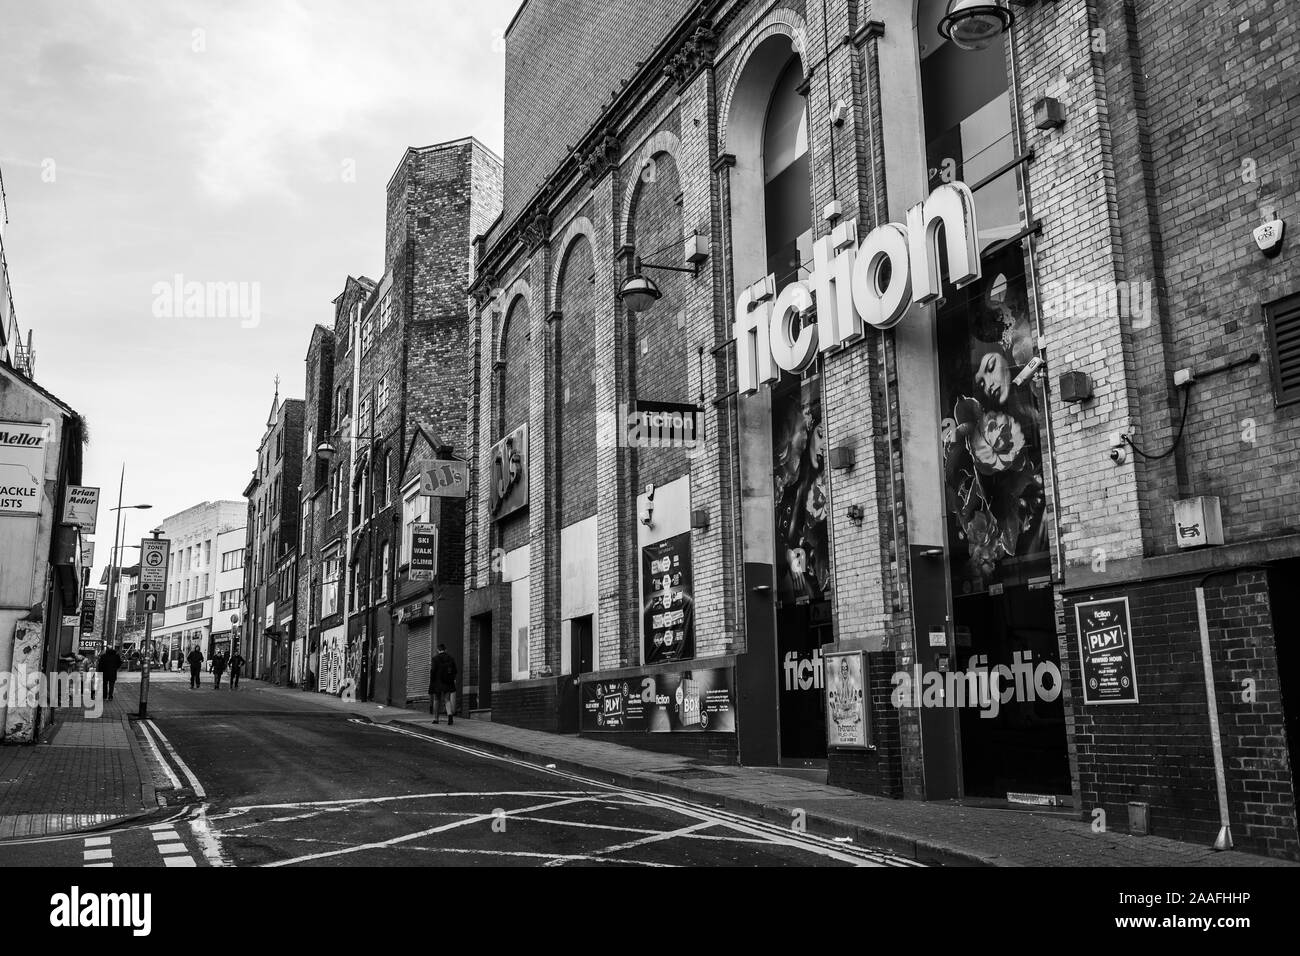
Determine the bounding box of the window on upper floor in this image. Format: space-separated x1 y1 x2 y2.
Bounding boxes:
378 290 392 330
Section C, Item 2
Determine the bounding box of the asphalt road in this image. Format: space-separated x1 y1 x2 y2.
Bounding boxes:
2 672 917 868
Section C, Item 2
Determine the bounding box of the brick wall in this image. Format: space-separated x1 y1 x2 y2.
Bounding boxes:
557 236 598 526
502 0 695 227
1065 571 1298 859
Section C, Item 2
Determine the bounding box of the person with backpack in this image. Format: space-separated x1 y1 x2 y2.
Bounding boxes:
428 644 458 725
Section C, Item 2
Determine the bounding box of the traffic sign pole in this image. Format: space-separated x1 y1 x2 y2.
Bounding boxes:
137 533 169 721
140 600 153 719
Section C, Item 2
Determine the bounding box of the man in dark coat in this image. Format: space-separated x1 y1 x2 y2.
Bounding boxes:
212 650 228 689
229 650 245 689
96 645 122 701
428 644 458 725
187 645 204 689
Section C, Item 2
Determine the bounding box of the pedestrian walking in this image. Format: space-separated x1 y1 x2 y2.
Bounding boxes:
96 645 122 701
428 643 458 725
212 650 228 689
229 650 245 689
187 645 204 689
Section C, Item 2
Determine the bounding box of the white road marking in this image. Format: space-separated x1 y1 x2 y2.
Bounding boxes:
263 795 600 867
82 848 112 861
213 790 590 815
84 862 114 868
136 721 183 790
164 856 197 867
152 830 179 841
368 722 917 867
157 843 189 855
144 720 206 798
591 820 717 856
83 836 111 847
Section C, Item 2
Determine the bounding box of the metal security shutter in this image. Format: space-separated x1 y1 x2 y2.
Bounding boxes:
1267 294 1300 406
406 620 432 700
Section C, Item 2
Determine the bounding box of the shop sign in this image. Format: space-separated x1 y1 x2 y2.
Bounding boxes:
0 420 49 516
581 667 735 733
80 595 97 632
617 401 704 448
734 182 980 393
409 522 437 581
825 650 870 749
418 458 468 498
186 602 204 621
489 423 528 519
641 532 694 663
62 485 100 530
1075 596 1139 705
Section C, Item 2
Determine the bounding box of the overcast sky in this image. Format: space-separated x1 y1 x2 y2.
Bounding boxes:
0 0 513 584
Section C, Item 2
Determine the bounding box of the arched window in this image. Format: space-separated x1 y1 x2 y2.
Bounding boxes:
763 58 813 290
557 236 597 524
499 297 530 439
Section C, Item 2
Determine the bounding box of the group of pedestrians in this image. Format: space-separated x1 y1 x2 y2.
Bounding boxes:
186 647 245 690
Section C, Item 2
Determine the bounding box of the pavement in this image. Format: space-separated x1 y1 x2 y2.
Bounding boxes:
2 672 1296 867
0 673 156 840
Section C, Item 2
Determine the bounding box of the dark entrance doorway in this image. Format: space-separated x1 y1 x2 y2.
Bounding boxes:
473 613 492 712
1267 559 1300 791
558 615 593 734
953 583 1070 799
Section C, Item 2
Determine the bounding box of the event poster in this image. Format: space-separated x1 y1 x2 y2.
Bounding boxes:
772 374 830 606
824 650 870 749
937 243 1049 593
1075 596 1139 705
581 667 735 733
642 532 694 663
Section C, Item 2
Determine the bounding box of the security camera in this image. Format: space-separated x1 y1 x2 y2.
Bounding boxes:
1013 355 1045 387
1109 445 1128 466
1254 219 1284 257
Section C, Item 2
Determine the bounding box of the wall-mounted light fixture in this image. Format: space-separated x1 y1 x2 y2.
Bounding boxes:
938 0 1014 51
618 237 703 312
846 504 865 524
690 508 710 530
829 446 856 470
315 441 337 462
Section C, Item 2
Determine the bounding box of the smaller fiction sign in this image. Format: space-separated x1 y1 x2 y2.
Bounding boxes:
1075 596 1139 705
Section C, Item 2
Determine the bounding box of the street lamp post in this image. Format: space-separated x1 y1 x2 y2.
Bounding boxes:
104 465 152 651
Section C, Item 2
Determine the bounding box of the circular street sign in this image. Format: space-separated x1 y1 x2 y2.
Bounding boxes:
145 550 164 567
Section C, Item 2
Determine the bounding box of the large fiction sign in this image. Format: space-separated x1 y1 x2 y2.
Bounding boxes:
734 182 981 393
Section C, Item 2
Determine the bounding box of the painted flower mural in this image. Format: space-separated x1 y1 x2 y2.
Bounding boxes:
939 245 1048 589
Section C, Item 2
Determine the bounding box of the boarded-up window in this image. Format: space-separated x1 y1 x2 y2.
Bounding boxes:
1267 294 1300 406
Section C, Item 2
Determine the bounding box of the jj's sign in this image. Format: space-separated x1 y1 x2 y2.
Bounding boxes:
734 182 980 393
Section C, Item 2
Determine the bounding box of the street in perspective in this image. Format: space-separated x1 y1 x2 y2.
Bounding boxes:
0 0 1296 936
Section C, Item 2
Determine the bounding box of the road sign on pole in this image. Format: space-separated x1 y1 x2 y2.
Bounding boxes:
138 534 169 720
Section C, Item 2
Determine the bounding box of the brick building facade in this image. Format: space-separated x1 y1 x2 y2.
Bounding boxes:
295 138 502 706
241 391 304 680
464 0 1300 858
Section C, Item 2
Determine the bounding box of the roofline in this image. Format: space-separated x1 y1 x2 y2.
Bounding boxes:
505 0 531 38
0 361 78 417
384 136 503 192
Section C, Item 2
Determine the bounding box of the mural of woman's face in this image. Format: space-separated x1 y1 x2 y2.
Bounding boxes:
809 421 825 468
976 351 1012 407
